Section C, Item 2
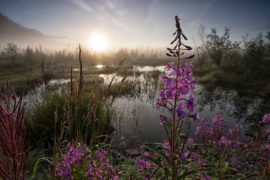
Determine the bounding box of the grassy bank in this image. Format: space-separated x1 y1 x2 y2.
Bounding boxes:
193 56 270 99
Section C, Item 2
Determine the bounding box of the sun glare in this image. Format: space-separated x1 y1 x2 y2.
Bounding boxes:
88 33 108 52
96 65 104 69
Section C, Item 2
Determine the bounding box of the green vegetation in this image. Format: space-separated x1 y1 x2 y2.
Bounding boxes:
194 28 270 98
1 26 270 179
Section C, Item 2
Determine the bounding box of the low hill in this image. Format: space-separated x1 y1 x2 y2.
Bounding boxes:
0 13 77 49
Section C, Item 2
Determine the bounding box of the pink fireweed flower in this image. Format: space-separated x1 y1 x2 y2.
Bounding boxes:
220 136 232 146
143 151 150 157
189 113 198 121
160 114 170 125
163 140 171 157
212 113 226 127
95 149 105 160
56 143 89 179
120 136 125 141
176 106 187 118
184 150 190 158
156 60 197 116
260 114 270 124
56 143 118 179
165 62 174 71
186 94 196 112
229 124 243 140
144 172 151 180
195 118 213 138
231 156 244 167
136 158 150 173
187 138 194 144
264 144 270 151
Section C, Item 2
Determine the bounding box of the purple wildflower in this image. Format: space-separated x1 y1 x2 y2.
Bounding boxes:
212 113 226 127
186 95 195 112
160 114 170 125
220 136 232 146
176 106 187 118
144 172 151 180
187 138 194 144
261 114 270 124
120 136 125 141
165 62 174 71
136 158 150 173
231 156 244 167
56 143 118 179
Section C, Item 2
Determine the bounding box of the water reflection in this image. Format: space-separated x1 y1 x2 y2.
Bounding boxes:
24 79 69 108
22 65 268 148
133 65 165 72
96 65 104 69
112 97 165 147
99 73 146 85
104 72 265 148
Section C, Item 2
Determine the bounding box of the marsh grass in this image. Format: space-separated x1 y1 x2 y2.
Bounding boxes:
23 46 135 178
193 57 270 98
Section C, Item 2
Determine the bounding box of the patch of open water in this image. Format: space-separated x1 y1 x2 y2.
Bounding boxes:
24 66 263 149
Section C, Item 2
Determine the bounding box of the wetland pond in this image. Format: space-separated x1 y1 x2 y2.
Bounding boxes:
24 65 265 149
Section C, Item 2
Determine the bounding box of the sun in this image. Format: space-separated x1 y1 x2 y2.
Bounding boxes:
88 33 108 52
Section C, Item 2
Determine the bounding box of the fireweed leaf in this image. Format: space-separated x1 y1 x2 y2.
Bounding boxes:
183 55 195 59
182 33 188 40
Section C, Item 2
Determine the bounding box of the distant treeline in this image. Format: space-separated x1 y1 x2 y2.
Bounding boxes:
0 44 170 67
193 27 270 98
1 27 270 70
195 27 270 69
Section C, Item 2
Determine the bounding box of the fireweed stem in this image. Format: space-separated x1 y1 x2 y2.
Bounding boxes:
170 16 182 180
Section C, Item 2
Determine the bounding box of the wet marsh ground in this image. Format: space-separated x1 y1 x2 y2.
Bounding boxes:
1 53 270 178
7 61 266 149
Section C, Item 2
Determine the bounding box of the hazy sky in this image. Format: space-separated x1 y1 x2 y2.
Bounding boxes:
0 0 270 49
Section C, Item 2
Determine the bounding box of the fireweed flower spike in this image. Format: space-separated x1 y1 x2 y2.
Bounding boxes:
136 16 197 179
136 16 270 180
156 16 197 179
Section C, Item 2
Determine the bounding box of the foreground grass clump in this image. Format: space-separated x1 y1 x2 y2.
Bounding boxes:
23 46 122 178
27 91 113 151
26 46 116 155
0 83 28 179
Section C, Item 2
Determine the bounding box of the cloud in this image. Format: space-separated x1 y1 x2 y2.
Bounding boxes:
69 0 93 12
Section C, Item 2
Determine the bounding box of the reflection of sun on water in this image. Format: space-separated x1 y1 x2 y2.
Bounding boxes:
88 33 108 52
96 65 104 69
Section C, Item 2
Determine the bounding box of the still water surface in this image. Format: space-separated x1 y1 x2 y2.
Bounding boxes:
25 65 263 148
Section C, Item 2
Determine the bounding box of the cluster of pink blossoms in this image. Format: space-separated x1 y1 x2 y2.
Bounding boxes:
135 15 270 179
55 143 119 180
135 151 157 180
194 113 244 148
156 60 198 126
